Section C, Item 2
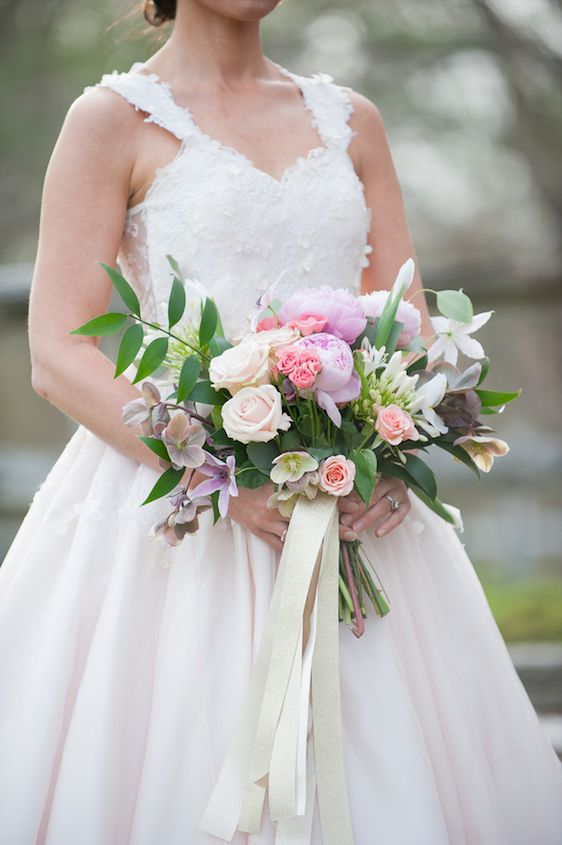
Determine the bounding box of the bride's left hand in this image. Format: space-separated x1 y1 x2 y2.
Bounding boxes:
338 477 411 541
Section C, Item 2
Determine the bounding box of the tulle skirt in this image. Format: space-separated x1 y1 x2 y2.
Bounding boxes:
1 424 561 844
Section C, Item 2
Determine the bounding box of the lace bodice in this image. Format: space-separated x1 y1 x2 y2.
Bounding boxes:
84 60 373 339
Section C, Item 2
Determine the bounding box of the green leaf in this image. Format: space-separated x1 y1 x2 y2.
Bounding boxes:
210 490 221 524
166 254 182 277
70 312 128 336
374 299 402 350
141 466 185 505
411 489 458 525
403 453 437 500
114 323 144 377
477 356 490 385
139 435 171 463
98 262 140 317
436 289 473 323
247 442 280 475
384 320 404 356
168 276 186 330
209 336 233 357
308 446 334 462
199 298 219 347
211 427 235 446
189 379 226 405
280 430 301 451
434 439 480 479
236 463 270 489
351 448 378 504
475 388 521 407
132 337 169 384
176 355 200 402
406 352 428 374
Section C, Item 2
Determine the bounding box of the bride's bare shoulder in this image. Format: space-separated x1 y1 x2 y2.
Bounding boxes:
60 83 141 151
342 86 394 176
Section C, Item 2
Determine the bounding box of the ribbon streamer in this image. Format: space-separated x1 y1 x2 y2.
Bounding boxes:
198 493 354 844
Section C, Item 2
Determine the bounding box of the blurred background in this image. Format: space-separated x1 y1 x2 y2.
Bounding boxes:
0 0 561 747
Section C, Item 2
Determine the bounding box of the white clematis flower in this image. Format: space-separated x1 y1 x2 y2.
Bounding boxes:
408 372 448 436
427 311 494 366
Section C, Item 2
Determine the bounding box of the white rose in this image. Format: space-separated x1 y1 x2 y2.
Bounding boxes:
209 338 271 395
250 325 300 352
221 385 292 444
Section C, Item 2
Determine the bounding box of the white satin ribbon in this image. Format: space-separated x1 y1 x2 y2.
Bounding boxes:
198 493 354 845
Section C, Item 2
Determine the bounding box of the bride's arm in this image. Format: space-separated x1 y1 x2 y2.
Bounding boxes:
28 87 163 473
338 92 435 539
349 91 434 346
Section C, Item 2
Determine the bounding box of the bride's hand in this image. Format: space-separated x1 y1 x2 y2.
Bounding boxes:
226 481 289 552
338 477 411 540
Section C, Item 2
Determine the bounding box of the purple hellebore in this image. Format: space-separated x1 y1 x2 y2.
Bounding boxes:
189 452 238 518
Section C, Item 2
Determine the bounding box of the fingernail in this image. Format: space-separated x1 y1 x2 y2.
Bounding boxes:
343 529 357 542
352 521 363 533
376 527 385 537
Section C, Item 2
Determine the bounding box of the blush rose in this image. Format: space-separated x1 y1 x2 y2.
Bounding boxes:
375 404 420 445
221 384 291 444
318 455 356 497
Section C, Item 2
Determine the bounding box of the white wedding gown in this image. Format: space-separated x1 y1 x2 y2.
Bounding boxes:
1 61 561 845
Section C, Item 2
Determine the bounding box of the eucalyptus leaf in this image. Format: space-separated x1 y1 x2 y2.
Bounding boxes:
98 262 140 316
114 323 144 378
132 337 169 384
71 312 128 337
436 289 473 323
247 441 280 474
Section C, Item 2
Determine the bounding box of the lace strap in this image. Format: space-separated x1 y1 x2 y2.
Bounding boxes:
83 62 195 142
296 71 355 153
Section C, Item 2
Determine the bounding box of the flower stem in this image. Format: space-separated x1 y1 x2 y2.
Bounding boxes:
340 542 365 638
132 315 211 363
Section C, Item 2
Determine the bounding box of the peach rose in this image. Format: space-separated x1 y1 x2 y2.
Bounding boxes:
221 385 292 444
287 314 327 336
318 455 356 497
375 404 420 445
209 338 270 395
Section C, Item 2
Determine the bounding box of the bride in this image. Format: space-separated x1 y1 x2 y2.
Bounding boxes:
1 0 562 843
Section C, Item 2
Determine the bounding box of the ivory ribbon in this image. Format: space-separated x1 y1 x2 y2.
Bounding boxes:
198 493 354 844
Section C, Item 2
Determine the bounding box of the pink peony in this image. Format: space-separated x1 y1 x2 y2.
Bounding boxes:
359 290 421 348
287 314 327 336
279 287 366 344
296 333 360 426
375 404 420 445
318 455 356 496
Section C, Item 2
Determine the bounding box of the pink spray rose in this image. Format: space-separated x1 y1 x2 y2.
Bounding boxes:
375 404 420 445
256 315 279 332
279 287 367 344
359 290 422 348
318 455 356 496
275 346 322 390
276 345 301 376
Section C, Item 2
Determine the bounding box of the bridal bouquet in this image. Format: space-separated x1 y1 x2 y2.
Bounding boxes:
72 255 519 637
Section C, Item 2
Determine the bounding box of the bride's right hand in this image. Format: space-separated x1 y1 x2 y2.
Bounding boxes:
226 481 289 552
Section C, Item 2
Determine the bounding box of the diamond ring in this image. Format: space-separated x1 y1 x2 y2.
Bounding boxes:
385 494 401 512
281 527 288 543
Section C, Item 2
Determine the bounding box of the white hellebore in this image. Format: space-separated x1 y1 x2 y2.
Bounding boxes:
427 311 494 366
408 372 448 436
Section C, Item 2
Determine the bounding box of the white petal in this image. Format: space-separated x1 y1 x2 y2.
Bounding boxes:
427 336 447 363
462 310 493 334
390 258 415 302
430 315 451 334
423 407 448 434
443 339 459 365
455 334 485 359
